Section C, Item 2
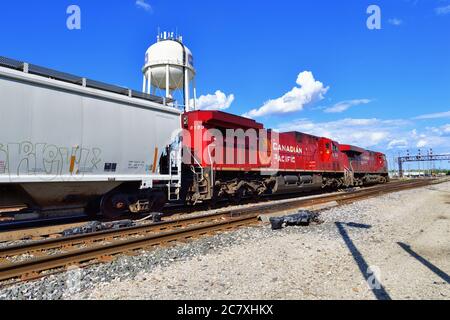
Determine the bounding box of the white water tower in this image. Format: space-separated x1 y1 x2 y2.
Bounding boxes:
142 32 196 111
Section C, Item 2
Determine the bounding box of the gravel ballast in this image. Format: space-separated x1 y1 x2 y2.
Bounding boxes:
1 182 449 300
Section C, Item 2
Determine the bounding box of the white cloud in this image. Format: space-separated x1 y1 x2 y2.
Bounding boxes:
194 90 235 111
414 111 450 120
243 71 329 118
443 124 450 134
428 123 450 136
136 0 153 12
276 118 400 148
388 18 403 26
323 99 371 113
435 5 450 15
417 139 427 148
388 139 408 149
275 116 450 152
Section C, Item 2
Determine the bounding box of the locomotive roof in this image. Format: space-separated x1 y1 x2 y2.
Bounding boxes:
185 111 386 157
340 144 366 154
282 131 322 140
185 110 264 129
340 144 383 155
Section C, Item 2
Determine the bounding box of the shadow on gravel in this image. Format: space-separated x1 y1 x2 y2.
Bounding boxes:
335 222 392 300
398 242 450 284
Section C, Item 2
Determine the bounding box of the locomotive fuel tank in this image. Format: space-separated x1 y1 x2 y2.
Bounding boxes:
272 174 322 194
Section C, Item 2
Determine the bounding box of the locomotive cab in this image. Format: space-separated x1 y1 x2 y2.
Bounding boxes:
319 138 342 172
181 110 267 205
375 152 389 173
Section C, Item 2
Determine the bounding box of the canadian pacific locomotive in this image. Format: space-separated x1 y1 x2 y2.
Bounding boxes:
180 110 389 206
0 57 388 218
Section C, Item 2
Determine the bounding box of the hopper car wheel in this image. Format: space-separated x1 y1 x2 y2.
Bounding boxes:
100 192 129 219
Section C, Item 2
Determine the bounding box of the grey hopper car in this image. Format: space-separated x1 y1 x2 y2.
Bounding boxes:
0 57 182 218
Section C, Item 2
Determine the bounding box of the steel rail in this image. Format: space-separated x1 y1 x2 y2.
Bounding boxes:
0 215 258 282
0 212 234 259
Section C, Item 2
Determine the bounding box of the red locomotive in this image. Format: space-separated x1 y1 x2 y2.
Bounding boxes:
181 110 389 205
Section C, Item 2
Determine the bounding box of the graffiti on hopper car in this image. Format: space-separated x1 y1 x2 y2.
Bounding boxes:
0 142 102 177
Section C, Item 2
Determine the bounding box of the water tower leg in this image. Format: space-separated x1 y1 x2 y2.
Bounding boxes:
184 68 190 111
147 71 152 94
193 79 197 111
165 65 170 98
142 75 146 93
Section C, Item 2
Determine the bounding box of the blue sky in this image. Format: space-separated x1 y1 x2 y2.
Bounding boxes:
1 0 450 169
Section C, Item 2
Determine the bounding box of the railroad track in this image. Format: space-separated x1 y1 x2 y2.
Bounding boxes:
0 179 430 242
0 178 429 242
0 178 440 284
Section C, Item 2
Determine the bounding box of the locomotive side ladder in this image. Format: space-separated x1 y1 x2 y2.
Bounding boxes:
191 153 208 196
184 147 211 204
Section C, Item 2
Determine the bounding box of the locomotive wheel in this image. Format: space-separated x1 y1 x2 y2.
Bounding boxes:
100 192 129 219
